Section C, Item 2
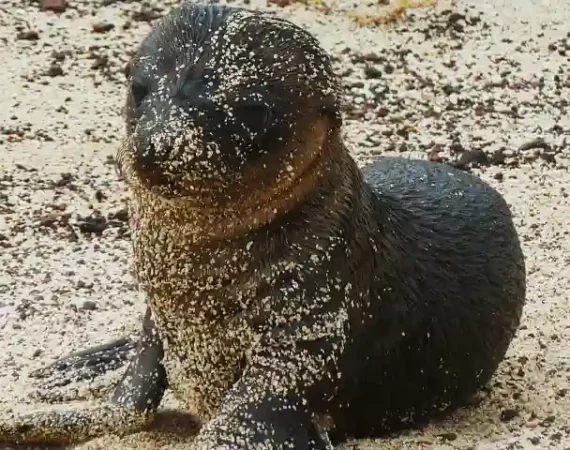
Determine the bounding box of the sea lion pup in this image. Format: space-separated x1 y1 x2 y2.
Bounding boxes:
0 1 526 448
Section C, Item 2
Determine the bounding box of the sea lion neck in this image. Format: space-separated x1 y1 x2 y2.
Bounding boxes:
126 130 360 249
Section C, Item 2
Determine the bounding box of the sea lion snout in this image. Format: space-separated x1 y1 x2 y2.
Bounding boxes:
130 104 207 196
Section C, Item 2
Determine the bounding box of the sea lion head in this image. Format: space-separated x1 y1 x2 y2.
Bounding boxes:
118 2 342 214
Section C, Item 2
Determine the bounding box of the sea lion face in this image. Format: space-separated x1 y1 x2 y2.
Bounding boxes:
119 3 341 209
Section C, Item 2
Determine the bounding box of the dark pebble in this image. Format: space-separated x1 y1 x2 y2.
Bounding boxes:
490 149 506 165
131 9 163 22
92 22 115 33
540 415 556 427
81 300 97 311
438 432 458 441
500 409 519 422
448 12 466 23
51 50 66 62
364 65 383 79
455 149 489 169
16 30 40 41
54 172 73 187
91 55 109 70
518 137 551 152
549 432 562 442
442 84 456 95
95 190 106 202
47 64 64 77
363 52 383 62
108 208 129 222
428 145 445 163
449 141 465 153
377 107 389 118
78 216 108 234
40 0 67 13
39 212 70 227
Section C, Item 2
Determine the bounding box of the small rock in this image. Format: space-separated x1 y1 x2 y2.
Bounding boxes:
81 300 97 311
39 212 70 227
490 148 506 165
455 149 489 169
92 22 115 33
266 0 295 5
363 52 383 62
51 50 66 62
108 208 129 222
518 137 551 152
449 141 465 153
78 216 108 234
377 107 389 118
442 84 457 95
16 30 40 41
438 432 458 441
549 432 562 442
131 9 163 22
54 172 73 187
500 408 519 422
364 65 382 79
448 12 466 23
90 55 109 70
47 64 64 77
428 144 445 163
540 415 556 427
493 172 504 181
40 0 67 13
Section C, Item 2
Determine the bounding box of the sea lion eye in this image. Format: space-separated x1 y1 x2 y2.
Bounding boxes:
237 103 273 134
131 80 150 107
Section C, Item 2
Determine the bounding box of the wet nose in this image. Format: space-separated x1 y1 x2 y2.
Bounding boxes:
133 126 168 175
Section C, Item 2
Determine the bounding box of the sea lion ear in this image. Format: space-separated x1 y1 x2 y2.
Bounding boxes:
319 98 342 128
124 60 134 80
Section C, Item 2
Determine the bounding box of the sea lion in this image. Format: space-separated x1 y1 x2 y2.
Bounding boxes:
0 2 526 448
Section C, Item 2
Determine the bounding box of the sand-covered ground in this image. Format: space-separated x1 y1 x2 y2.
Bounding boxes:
1 0 569 448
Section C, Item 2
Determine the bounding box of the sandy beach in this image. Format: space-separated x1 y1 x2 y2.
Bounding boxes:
1 0 569 448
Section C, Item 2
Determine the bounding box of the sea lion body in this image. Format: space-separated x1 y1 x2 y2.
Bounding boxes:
0 3 525 448
131 149 525 441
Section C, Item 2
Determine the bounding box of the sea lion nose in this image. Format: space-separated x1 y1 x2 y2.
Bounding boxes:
131 112 184 190
134 126 171 171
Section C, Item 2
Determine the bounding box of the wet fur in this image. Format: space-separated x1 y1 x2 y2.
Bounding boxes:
0 2 525 449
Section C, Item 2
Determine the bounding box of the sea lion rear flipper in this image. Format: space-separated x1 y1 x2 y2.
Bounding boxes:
29 336 137 387
0 308 168 445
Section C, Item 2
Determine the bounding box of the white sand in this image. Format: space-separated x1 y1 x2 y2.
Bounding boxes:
1 0 569 448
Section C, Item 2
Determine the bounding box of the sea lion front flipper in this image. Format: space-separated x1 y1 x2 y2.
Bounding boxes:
110 307 168 413
190 363 333 450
